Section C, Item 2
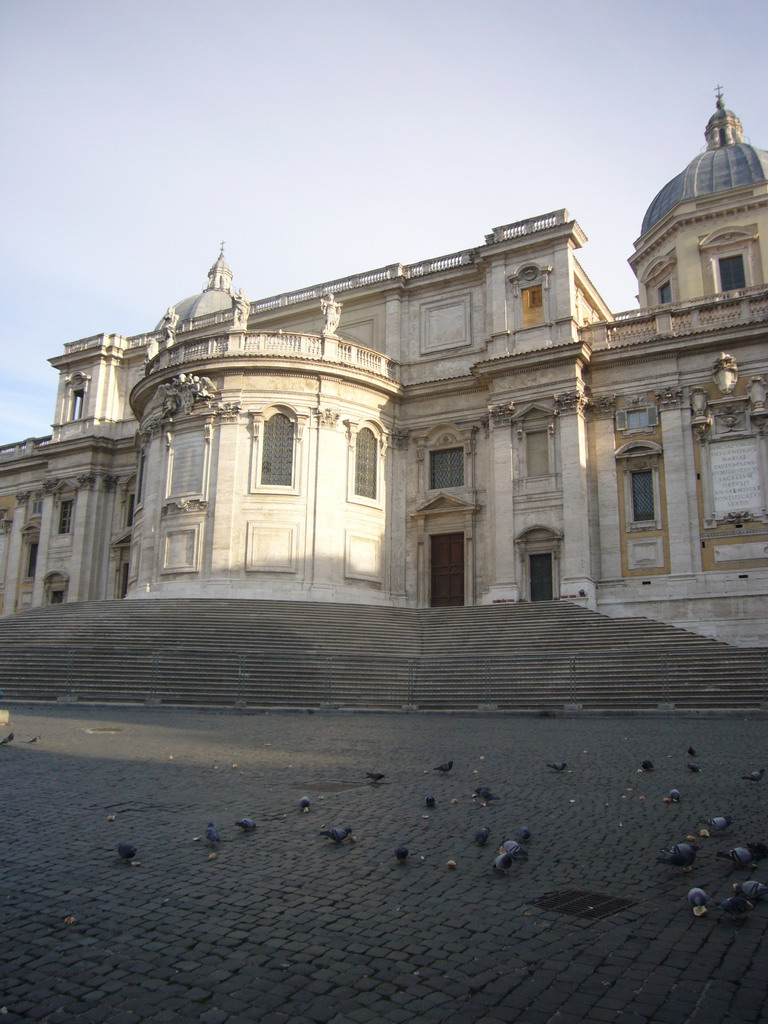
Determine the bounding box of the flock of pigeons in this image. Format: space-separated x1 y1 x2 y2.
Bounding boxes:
644 747 766 920
4 726 764 923
105 745 763 919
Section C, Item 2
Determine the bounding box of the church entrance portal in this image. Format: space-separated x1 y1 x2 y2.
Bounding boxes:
431 533 464 606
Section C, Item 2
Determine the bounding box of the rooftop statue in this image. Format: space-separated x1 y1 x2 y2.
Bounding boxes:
321 291 342 336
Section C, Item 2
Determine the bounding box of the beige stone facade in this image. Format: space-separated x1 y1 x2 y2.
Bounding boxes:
0 100 766 645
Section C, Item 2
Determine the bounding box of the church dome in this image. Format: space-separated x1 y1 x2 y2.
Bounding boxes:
641 96 768 235
154 249 234 329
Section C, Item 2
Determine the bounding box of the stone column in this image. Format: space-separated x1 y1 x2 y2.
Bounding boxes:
555 391 595 600
592 397 621 580
484 403 518 602
656 388 699 574
3 494 30 614
209 403 242 583
309 405 345 596
31 485 57 606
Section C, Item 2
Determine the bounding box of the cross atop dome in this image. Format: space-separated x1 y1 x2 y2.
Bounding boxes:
206 245 233 293
705 88 744 150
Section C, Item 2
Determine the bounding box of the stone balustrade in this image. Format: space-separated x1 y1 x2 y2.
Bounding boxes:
582 285 768 350
148 331 399 380
0 436 53 463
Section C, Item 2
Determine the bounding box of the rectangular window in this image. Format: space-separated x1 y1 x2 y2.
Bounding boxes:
525 431 549 477
657 281 672 304
58 499 73 535
631 471 655 522
616 406 658 431
125 493 135 527
522 286 544 327
31 499 43 516
26 542 38 579
430 448 464 489
719 255 746 291
71 389 84 420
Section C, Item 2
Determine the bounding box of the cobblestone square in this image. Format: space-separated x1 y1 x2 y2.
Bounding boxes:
1 704 766 1022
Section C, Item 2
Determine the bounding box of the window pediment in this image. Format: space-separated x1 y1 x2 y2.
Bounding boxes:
412 492 480 518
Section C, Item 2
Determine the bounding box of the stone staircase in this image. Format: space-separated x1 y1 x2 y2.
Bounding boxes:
0 599 765 712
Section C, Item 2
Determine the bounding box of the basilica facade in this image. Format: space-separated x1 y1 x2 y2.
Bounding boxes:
1 97 766 645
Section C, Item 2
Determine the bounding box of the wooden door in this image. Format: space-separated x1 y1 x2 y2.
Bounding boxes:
431 533 464 606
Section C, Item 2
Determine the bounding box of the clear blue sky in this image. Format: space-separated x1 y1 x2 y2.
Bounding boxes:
1 0 765 444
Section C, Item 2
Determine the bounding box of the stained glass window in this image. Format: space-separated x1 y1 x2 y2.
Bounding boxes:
262 414 294 486
430 448 464 489
631 471 654 522
354 427 377 499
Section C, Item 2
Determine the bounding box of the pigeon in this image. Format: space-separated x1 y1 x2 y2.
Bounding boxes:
700 815 732 832
493 852 513 873
425 795 436 808
664 790 681 803
365 772 385 784
640 760 654 772
518 827 533 842
742 768 765 782
0 732 13 746
433 761 453 774
687 887 710 916
394 845 409 863
546 762 567 772
24 736 39 744
746 842 768 861
716 847 755 867
319 827 353 844
687 746 697 757
234 818 256 832
687 763 702 773
657 843 698 870
501 840 529 860
719 895 754 919
117 843 137 862
472 786 499 802
474 827 491 846
733 880 768 901
205 822 221 844
298 797 311 813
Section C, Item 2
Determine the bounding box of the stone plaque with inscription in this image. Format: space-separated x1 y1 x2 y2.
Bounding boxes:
710 439 762 514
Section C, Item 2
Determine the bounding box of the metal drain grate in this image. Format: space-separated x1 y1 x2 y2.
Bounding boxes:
530 889 637 920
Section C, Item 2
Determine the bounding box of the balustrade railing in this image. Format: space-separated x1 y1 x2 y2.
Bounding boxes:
147 332 399 380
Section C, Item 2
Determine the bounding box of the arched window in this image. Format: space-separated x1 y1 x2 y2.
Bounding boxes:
261 414 294 486
354 428 377 499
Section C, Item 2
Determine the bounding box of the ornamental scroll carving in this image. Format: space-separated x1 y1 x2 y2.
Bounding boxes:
553 391 589 415
655 387 683 408
158 373 217 417
589 395 616 418
488 402 514 425
389 430 410 450
76 474 97 491
316 408 340 429
162 498 210 516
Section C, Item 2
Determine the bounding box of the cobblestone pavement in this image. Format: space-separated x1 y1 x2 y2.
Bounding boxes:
1 704 767 1024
